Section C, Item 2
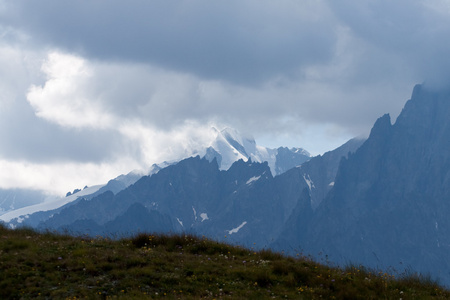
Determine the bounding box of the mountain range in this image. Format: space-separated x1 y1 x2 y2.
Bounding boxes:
22 137 361 248
3 84 450 286
0 127 311 226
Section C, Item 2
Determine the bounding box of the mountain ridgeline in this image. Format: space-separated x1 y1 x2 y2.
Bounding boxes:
0 127 310 226
278 84 450 284
4 84 450 285
34 143 356 247
7 135 362 248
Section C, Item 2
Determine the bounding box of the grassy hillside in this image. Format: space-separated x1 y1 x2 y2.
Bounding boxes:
0 225 448 299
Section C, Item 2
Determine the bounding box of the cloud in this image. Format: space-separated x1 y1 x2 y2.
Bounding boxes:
4 0 337 85
0 158 140 195
326 0 450 89
1 1 450 193
27 52 115 129
24 51 398 140
0 47 127 164
0 120 218 194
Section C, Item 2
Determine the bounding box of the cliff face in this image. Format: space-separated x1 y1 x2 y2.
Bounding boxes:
278 85 450 284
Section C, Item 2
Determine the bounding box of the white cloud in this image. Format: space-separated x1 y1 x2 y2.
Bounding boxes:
27 52 116 129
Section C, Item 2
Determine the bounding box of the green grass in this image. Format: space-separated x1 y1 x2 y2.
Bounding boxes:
0 224 448 299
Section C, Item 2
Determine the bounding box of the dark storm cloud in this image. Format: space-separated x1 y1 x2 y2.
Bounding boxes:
3 0 337 84
327 0 450 90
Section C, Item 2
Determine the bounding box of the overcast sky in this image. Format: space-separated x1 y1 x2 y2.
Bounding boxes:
1 0 450 194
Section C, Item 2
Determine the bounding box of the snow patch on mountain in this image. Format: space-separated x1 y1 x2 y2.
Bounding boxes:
0 189 50 216
205 127 310 176
200 213 209 222
246 176 261 185
303 174 315 190
227 221 247 235
16 214 28 225
0 185 103 223
192 206 197 220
